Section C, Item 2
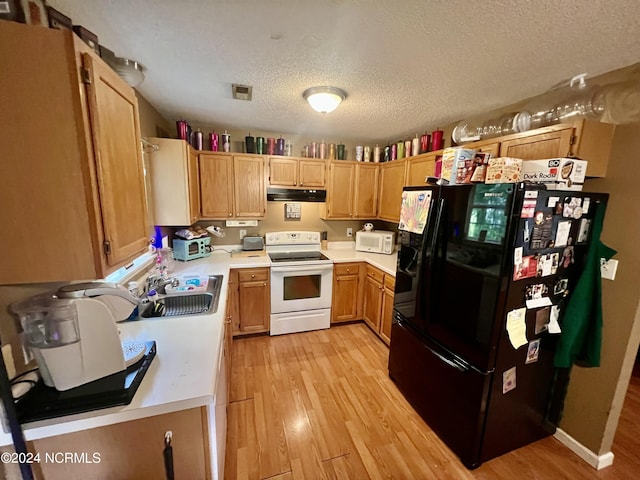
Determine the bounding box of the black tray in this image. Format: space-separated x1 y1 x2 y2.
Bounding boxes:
15 341 156 424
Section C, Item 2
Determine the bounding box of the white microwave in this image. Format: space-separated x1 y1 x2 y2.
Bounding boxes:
355 230 396 255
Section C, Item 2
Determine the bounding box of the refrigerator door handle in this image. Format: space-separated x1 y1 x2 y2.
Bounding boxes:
429 346 469 373
429 198 446 257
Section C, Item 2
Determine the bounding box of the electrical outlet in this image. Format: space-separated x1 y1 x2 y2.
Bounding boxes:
347 228 353 237
239 229 247 239
601 258 619 280
2 344 15 379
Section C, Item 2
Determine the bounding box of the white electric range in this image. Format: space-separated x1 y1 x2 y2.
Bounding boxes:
265 231 333 335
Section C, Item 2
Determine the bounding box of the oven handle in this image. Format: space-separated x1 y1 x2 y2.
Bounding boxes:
271 264 334 274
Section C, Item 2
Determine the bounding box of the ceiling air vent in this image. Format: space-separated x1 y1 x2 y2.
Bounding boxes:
232 84 253 101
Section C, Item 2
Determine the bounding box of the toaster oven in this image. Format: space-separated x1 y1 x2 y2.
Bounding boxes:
173 237 211 261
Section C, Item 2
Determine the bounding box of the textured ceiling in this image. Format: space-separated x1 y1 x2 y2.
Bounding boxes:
49 0 640 143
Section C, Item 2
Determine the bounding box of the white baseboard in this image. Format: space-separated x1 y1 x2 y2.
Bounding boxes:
554 428 615 470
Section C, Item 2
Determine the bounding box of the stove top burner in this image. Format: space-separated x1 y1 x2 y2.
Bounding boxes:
268 251 329 263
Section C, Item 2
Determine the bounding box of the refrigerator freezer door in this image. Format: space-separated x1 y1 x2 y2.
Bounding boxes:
388 319 491 469
427 184 516 371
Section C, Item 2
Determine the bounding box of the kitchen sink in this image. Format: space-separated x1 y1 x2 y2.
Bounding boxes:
140 275 222 318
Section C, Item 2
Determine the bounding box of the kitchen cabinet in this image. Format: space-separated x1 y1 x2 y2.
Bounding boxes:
468 120 614 177
362 265 395 345
149 137 201 226
331 262 364 323
200 153 266 219
230 268 270 336
31 407 211 479
0 21 149 284
405 152 438 186
269 156 326 188
377 159 407 223
224 273 236 399
321 161 378 219
380 274 396 345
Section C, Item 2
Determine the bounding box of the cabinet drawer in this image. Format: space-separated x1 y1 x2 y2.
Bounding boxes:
366 265 385 284
334 263 361 276
384 274 396 290
238 268 269 283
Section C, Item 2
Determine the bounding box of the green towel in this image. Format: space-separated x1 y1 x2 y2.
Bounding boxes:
554 202 616 368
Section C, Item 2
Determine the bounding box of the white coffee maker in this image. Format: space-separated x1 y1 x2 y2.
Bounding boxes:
11 282 140 391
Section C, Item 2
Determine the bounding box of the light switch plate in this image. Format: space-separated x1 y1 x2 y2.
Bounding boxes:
601 258 618 280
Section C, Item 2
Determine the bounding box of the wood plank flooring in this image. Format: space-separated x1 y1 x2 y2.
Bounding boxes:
225 323 640 479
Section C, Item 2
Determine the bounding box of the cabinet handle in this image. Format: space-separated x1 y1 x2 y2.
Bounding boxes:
263 282 266 286
294 182 298 186
300 182 303 186
228 213 232 217
251 274 255 278
346 269 350 273
336 277 340 281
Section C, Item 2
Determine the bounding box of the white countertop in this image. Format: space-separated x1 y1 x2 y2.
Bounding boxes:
1 245 395 446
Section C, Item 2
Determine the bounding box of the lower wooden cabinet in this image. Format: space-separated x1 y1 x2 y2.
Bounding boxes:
362 265 396 345
229 267 270 336
331 262 363 323
28 408 211 480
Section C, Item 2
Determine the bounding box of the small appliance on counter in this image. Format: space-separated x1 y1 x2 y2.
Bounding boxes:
173 236 211 261
11 282 143 391
9 282 156 422
242 234 264 251
355 230 396 254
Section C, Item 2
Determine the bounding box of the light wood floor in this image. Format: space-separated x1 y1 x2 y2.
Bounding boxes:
225 323 640 479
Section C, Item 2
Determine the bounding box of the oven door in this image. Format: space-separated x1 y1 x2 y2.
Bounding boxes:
270 263 333 314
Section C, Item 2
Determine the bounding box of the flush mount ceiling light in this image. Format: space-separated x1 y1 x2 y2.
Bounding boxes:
303 86 347 114
109 57 145 87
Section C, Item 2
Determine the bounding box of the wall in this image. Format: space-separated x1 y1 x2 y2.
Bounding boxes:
195 204 391 246
136 92 173 139
559 122 640 454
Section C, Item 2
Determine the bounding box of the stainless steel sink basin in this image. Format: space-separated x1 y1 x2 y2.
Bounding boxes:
140 275 222 318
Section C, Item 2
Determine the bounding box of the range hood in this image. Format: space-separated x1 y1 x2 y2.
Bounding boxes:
267 188 326 202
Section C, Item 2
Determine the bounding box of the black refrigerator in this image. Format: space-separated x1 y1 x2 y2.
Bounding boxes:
388 182 608 468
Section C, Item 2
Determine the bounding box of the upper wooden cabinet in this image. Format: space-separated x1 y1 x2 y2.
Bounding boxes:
321 162 355 219
199 153 266 219
148 138 200 226
377 159 407 223
0 22 149 284
321 161 378 219
464 120 615 177
268 157 326 188
405 152 438 186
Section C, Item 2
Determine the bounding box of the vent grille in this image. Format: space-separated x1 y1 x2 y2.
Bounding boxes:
232 84 253 101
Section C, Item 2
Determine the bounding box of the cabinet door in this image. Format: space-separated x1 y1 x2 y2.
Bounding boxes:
83 53 149 267
354 163 379 219
32 408 210 480
474 142 500 157
187 147 201 224
332 263 361 323
237 269 270 334
326 162 355 218
299 159 326 187
363 274 383 333
377 159 406 222
406 153 437 186
234 155 266 217
499 128 573 160
380 278 396 346
228 270 240 334
200 153 234 218
269 157 298 186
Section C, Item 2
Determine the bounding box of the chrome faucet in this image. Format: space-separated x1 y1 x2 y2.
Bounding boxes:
145 274 179 295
